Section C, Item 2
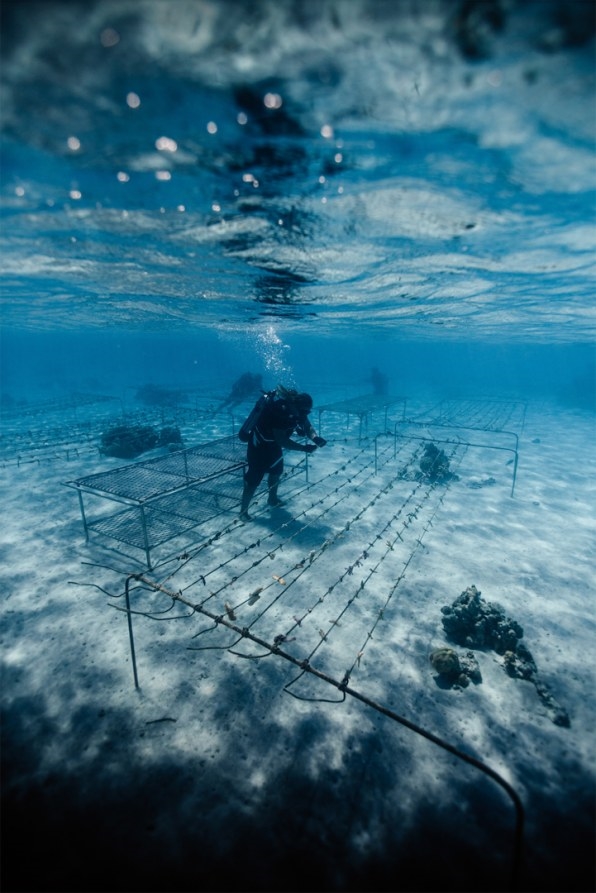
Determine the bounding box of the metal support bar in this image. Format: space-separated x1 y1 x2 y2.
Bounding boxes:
77 489 89 542
124 576 140 689
394 424 520 497
396 420 519 456
317 396 408 441
139 504 152 570
512 448 519 498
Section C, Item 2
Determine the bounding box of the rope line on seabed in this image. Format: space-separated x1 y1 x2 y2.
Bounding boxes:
284 480 459 695
119 440 458 639
280 443 467 688
119 445 466 708
114 442 431 631
150 435 403 592
184 440 429 634
149 437 383 580
107 435 408 618
225 448 459 662
186 444 391 599
123 562 524 893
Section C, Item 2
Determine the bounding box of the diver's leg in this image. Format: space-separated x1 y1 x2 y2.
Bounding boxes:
267 452 284 507
241 444 281 519
240 476 258 520
240 448 263 521
267 474 283 506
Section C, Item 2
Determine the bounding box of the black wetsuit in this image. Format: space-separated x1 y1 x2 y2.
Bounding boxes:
244 397 312 488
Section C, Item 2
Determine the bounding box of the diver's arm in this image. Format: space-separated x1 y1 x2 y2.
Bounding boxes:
304 420 318 440
272 428 314 452
299 419 327 447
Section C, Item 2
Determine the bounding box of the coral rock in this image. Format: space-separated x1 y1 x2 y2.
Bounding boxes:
430 647 461 677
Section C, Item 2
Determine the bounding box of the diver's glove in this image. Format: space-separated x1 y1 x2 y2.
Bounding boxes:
303 443 317 453
313 436 327 447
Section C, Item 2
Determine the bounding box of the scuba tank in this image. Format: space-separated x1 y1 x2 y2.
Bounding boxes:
238 390 276 442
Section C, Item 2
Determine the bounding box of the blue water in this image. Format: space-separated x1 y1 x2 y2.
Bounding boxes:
1 3 595 892
1 0 595 368
1 327 595 412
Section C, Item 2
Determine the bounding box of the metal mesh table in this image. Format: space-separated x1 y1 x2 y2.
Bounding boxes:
65 436 247 567
316 394 407 441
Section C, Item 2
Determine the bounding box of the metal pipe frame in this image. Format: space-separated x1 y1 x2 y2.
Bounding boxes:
390 423 520 497
121 572 525 892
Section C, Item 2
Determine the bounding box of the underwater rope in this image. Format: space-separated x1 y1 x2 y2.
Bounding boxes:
104 438 409 627
283 443 467 691
155 437 400 598
187 442 427 639
240 465 440 658
150 439 379 582
117 441 446 648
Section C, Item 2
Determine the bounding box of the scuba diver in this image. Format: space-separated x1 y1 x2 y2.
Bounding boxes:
369 366 388 395
239 386 327 521
216 372 263 412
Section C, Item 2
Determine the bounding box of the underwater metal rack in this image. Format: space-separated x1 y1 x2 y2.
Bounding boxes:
316 394 407 442
65 435 248 569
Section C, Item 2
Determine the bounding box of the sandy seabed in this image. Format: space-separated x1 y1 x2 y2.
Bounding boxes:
1 394 595 893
